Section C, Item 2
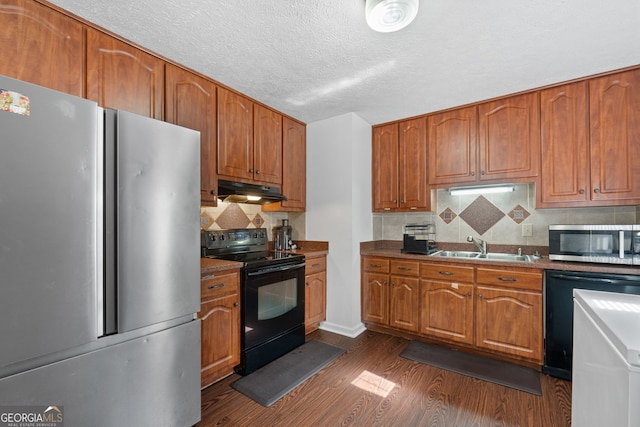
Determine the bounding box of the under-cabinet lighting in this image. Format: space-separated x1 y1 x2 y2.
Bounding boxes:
448 184 515 196
246 195 262 202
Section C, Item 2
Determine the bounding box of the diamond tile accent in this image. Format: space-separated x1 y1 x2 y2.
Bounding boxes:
252 213 265 227
439 207 457 224
459 195 505 235
215 203 251 229
508 204 530 224
200 211 214 229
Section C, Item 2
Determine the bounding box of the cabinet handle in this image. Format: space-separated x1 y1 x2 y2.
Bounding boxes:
470 171 475 176
594 188 600 193
202 274 215 279
579 189 585 194
498 277 517 282
306 282 309 286
467 292 472 297
210 190 216 195
208 283 225 289
370 263 382 268
234 302 239 307
438 271 454 275
481 170 486 175
478 294 483 299
398 267 412 271
256 170 261 174
312 263 321 267
383 281 388 285
249 168 254 173
390 282 395 287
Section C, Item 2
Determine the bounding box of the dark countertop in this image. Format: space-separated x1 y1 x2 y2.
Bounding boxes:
361 240 640 275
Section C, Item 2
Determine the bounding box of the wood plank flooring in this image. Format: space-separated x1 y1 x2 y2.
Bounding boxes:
198 329 572 426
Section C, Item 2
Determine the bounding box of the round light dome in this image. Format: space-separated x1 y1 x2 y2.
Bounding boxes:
365 0 419 33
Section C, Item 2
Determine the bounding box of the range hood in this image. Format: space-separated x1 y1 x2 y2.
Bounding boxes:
217 179 287 205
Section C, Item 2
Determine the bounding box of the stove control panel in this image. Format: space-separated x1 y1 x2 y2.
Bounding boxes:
201 228 268 250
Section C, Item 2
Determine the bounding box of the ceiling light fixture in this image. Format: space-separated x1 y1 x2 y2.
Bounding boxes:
365 0 419 33
448 184 516 196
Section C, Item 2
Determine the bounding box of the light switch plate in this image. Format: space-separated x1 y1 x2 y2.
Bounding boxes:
522 223 533 237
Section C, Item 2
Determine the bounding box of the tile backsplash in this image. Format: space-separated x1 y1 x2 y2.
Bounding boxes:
373 183 638 246
201 202 305 241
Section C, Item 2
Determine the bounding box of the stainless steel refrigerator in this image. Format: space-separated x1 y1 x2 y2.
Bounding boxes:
0 75 201 426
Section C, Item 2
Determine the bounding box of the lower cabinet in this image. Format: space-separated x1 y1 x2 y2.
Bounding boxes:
199 268 240 388
362 256 544 366
305 255 327 334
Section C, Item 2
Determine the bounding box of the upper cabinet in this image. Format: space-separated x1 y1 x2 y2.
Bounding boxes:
217 87 283 186
165 64 218 206
427 93 540 187
0 0 84 96
478 92 540 182
263 117 306 212
588 69 640 204
86 28 165 119
372 118 430 212
538 70 640 207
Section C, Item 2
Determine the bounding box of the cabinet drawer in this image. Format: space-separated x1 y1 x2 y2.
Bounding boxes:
390 260 420 276
305 256 326 275
476 267 542 291
362 257 390 273
421 263 474 282
201 270 240 301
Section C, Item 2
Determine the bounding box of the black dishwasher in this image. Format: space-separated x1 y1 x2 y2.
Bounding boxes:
544 270 640 380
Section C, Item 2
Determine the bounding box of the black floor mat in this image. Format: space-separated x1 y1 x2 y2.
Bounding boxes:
400 341 542 395
231 340 346 407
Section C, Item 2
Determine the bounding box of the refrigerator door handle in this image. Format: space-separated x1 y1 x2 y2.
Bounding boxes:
102 109 118 336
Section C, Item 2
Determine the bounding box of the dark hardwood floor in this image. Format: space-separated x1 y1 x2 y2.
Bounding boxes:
198 329 572 426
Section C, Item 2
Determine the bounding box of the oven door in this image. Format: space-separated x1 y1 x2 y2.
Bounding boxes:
243 261 306 351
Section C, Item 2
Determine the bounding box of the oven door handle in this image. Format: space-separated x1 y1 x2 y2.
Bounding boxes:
247 262 306 276
549 273 614 284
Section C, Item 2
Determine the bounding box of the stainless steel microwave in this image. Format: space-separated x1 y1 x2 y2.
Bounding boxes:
549 224 640 265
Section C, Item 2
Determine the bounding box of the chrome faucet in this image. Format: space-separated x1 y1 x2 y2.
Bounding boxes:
467 235 487 255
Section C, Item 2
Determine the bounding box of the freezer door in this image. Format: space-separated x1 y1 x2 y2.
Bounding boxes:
0 76 101 369
114 110 200 332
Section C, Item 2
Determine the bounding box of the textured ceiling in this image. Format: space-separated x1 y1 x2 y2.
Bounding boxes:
48 0 640 125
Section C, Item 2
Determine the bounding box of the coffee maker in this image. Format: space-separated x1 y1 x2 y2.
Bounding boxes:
273 219 292 250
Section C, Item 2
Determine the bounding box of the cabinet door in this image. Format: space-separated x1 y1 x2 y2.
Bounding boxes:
420 279 474 345
217 87 253 180
428 106 478 185
399 117 429 210
253 104 282 185
0 0 83 96
165 64 217 205
539 82 590 206
478 92 540 181
199 294 240 388
262 117 306 212
86 28 164 119
475 286 542 362
589 69 640 203
305 270 326 334
372 123 399 211
389 275 420 332
362 272 389 325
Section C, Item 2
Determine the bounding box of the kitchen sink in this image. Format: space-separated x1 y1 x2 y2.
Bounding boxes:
429 250 533 262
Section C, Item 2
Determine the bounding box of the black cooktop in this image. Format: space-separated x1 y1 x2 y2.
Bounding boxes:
207 250 304 268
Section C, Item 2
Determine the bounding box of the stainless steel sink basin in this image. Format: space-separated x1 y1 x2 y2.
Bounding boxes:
430 250 481 258
476 253 534 262
429 250 533 262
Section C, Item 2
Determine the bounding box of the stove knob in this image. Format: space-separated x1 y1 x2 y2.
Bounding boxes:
219 235 225 241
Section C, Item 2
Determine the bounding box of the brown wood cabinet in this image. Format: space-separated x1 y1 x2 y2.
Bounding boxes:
362 256 544 366
86 28 164 119
199 268 241 388
0 0 84 96
420 263 475 345
217 87 283 186
427 93 540 187
588 69 640 204
263 117 307 212
304 255 327 334
538 81 590 206
165 64 218 205
372 118 430 212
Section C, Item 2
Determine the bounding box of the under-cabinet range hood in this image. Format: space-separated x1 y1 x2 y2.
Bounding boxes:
217 179 287 205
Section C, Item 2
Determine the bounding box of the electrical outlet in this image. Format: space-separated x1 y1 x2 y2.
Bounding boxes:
522 223 533 237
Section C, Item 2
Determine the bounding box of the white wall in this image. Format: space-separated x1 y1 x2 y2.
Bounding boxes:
306 113 371 337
